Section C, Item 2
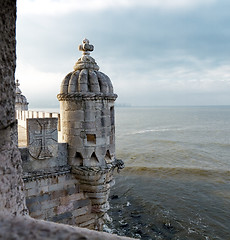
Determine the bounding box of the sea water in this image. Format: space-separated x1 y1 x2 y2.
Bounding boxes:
34 106 230 239
108 106 230 240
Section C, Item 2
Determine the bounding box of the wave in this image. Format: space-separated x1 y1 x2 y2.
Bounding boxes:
120 166 230 181
209 142 230 148
130 127 187 135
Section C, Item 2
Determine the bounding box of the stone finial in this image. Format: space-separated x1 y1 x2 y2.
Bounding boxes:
78 38 94 56
73 39 99 71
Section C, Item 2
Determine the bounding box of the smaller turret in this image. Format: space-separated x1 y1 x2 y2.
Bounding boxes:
57 39 123 230
15 79 29 111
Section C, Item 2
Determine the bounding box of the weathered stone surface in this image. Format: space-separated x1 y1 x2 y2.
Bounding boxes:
0 214 134 240
21 143 67 172
0 1 16 130
0 0 28 216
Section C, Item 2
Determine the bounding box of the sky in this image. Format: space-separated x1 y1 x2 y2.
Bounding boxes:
16 0 230 107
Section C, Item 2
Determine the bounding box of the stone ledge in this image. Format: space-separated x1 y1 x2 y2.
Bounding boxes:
0 214 135 240
57 93 118 101
23 165 71 182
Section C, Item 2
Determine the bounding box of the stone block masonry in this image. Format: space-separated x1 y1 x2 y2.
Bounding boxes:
18 115 100 228
24 171 96 229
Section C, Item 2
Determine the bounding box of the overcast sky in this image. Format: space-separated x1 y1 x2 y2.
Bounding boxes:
16 0 230 107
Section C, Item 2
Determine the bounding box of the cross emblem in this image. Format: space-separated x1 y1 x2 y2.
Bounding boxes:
78 38 94 55
27 118 58 160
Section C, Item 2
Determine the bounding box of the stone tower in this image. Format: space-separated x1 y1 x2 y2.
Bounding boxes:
15 79 29 111
57 39 121 229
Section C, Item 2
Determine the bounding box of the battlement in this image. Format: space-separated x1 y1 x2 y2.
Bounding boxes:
16 110 60 130
17 110 62 149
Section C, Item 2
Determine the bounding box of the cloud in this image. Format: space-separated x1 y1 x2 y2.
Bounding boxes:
17 3 230 73
106 57 230 106
15 62 63 108
15 54 230 107
18 0 216 16
16 0 230 106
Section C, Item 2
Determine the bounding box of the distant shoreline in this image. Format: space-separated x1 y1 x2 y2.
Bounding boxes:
29 105 230 111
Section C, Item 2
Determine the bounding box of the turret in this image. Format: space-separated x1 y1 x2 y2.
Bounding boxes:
15 79 29 111
57 39 117 168
57 39 122 230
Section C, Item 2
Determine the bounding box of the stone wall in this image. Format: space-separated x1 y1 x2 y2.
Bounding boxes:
18 116 96 228
0 0 28 216
24 171 96 229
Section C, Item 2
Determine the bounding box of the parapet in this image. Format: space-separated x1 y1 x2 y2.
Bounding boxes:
0 214 134 240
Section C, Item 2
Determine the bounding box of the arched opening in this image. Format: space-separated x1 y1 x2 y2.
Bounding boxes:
90 152 99 166
105 150 112 163
75 152 83 166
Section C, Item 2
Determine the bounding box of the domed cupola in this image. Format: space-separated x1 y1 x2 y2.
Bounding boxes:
15 79 29 111
57 38 118 168
57 39 117 100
